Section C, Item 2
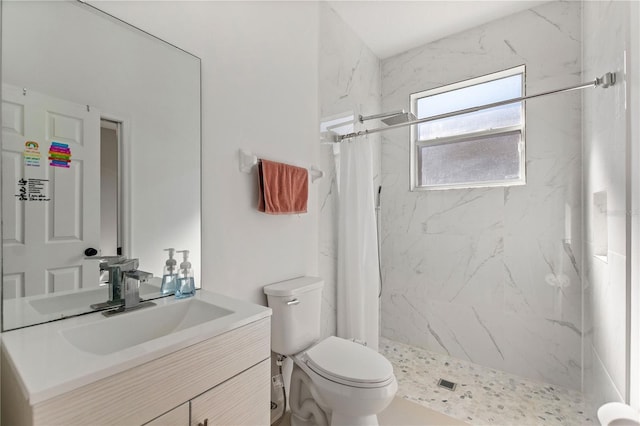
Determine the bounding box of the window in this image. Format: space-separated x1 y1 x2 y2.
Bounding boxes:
410 66 526 190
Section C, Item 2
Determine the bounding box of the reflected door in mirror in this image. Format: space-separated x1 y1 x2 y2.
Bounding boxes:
2 84 101 298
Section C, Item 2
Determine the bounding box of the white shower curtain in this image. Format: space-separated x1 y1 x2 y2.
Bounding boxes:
336 137 380 351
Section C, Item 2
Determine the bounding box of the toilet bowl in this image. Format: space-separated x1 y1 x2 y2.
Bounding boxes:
263 277 397 426
291 336 398 426
292 336 397 426
598 402 640 426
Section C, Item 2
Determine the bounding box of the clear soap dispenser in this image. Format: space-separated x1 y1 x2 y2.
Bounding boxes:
160 248 178 295
175 250 196 299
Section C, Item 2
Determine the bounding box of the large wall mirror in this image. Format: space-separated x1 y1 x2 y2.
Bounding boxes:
1 0 201 330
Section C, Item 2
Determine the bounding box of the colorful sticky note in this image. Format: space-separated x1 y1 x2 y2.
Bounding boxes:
48 142 71 168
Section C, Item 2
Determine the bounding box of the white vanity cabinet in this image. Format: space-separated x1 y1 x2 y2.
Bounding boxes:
2 317 271 426
144 359 270 426
189 359 270 426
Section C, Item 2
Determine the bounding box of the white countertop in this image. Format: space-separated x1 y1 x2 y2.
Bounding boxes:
1 290 271 405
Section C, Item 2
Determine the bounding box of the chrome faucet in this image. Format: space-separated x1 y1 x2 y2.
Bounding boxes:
95 255 125 283
103 267 156 317
111 258 140 302
122 270 152 309
88 255 126 308
88 256 156 315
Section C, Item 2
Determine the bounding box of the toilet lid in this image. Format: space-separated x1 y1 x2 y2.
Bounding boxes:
304 336 394 386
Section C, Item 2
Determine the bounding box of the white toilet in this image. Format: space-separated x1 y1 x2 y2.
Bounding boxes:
264 276 397 426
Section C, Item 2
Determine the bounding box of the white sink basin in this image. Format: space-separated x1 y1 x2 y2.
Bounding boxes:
2 290 271 404
61 298 233 355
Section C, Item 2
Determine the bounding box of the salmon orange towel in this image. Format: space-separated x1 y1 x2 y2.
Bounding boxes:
258 159 308 214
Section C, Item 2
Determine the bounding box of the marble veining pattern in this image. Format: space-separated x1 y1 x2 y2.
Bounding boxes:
380 0 584 390
381 338 594 426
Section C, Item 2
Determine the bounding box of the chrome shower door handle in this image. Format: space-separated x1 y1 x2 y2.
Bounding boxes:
286 299 300 306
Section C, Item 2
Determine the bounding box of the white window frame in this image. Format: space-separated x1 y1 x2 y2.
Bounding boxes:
410 65 526 191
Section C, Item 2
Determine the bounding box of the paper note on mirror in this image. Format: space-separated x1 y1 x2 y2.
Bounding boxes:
48 141 71 168
14 178 50 202
23 141 41 167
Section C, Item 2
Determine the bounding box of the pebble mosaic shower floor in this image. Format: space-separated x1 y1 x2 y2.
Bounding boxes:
380 337 595 426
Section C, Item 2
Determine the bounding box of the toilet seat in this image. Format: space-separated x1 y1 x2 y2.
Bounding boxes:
304 336 395 389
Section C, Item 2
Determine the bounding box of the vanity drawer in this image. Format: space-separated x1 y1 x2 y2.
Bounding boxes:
29 318 270 425
190 358 270 426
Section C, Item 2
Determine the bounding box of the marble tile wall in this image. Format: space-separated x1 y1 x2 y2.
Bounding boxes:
582 0 630 414
317 2 382 339
380 1 584 390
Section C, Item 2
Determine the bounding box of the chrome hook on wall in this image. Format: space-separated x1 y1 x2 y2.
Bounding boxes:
595 72 616 89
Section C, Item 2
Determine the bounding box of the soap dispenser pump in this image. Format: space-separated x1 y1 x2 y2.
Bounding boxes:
175 250 196 299
160 248 178 295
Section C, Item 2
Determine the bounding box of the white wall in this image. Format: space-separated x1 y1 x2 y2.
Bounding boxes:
318 2 381 338
582 0 632 414
380 1 583 390
93 1 320 305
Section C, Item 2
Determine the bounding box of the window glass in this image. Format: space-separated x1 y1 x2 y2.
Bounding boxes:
411 66 525 190
418 132 522 187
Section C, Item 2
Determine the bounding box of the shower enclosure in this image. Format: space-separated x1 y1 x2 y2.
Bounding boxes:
319 0 639 418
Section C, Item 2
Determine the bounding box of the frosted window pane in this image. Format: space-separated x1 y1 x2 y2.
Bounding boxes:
416 74 522 140
419 132 522 187
417 74 522 116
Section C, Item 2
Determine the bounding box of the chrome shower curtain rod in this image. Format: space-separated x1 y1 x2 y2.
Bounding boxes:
332 72 616 142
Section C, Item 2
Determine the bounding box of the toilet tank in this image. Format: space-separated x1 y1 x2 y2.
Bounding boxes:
263 276 324 356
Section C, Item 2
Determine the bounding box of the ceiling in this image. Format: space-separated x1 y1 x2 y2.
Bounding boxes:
327 1 549 59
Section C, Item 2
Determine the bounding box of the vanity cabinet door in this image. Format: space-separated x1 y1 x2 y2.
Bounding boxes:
144 403 189 426
190 359 270 426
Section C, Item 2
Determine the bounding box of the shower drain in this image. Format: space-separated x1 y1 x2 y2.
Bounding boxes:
437 378 458 391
